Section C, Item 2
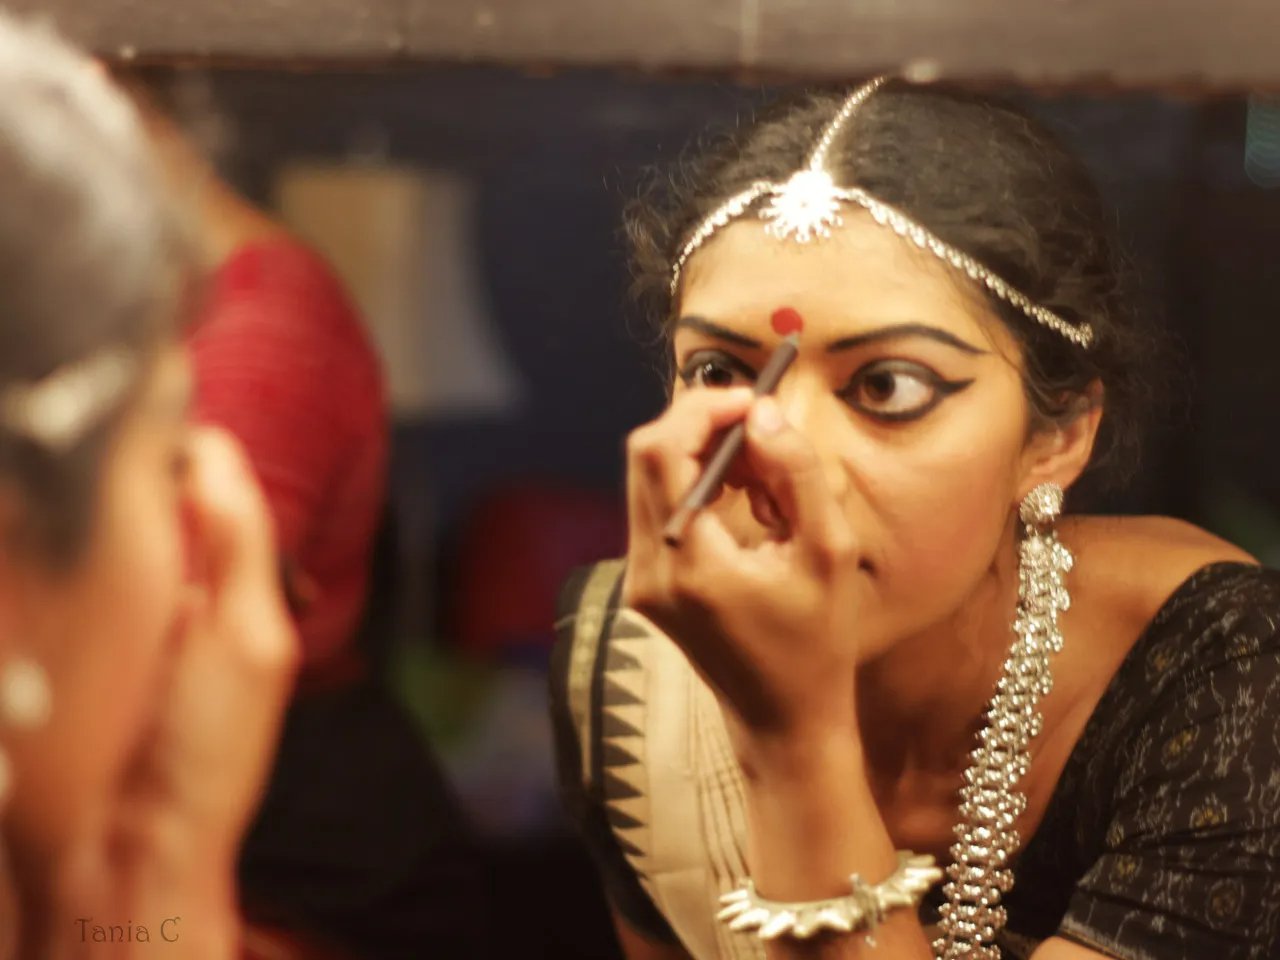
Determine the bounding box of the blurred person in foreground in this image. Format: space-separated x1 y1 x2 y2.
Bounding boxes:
0 12 297 960
110 68 488 960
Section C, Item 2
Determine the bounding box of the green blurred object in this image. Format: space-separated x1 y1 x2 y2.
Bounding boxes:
387 636 499 750
386 637 561 834
1203 476 1280 565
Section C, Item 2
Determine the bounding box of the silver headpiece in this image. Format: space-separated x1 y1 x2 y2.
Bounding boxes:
0 349 138 451
670 77 1094 349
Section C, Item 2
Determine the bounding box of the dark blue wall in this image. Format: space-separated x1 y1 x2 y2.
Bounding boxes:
197 68 1280 612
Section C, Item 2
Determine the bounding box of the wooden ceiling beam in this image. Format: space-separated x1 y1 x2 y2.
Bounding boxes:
10 0 1280 92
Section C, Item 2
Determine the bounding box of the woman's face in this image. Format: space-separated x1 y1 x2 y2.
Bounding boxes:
1 346 192 856
675 214 1056 653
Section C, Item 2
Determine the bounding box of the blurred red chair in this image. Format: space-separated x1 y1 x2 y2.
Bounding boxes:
449 483 627 659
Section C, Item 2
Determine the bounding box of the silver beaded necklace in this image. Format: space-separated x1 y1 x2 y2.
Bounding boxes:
934 484 1072 959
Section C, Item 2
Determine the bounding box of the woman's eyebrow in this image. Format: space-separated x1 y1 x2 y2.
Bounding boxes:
826 323 987 355
675 317 988 356
674 316 764 350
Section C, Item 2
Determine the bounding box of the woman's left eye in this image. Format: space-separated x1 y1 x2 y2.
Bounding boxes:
677 351 756 390
840 360 971 422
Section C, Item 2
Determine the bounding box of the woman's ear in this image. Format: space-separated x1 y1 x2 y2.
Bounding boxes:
1017 382 1103 500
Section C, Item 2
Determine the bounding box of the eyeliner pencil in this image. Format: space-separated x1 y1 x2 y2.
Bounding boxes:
662 333 800 547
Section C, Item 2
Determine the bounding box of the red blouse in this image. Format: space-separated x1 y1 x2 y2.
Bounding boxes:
187 240 388 672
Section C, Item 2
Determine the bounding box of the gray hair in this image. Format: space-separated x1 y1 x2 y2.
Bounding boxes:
0 11 195 562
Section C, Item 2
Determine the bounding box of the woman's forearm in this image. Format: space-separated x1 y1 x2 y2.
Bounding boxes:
46 819 241 960
738 733 935 960
111 830 240 960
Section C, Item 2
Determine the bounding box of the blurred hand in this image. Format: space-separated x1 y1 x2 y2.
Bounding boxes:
127 425 298 845
66 427 298 958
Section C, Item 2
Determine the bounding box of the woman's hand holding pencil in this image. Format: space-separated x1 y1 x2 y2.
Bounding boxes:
661 333 800 546
621 330 867 743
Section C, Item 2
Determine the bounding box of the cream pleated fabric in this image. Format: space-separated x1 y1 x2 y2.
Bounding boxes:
572 596 763 960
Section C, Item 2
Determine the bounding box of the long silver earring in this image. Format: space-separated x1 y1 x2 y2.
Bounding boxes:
935 482 1071 960
1018 481 1064 529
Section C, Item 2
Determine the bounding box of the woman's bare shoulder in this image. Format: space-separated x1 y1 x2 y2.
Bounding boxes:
1040 516 1261 745
1064 514 1256 624
1067 514 1254 564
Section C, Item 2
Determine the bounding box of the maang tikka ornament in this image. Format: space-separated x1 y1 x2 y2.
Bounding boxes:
670 77 1094 349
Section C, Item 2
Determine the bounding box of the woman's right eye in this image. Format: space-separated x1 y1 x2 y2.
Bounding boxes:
677 352 755 389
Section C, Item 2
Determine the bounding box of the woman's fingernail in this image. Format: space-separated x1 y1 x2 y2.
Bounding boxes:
752 398 784 434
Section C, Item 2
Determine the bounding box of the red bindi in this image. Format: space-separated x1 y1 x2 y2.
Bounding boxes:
770 307 805 337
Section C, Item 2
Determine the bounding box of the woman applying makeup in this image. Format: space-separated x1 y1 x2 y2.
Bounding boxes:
551 79 1280 960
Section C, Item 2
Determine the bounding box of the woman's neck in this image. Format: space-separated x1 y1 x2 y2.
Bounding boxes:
855 531 1021 788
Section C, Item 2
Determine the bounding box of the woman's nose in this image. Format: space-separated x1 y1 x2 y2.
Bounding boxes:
774 384 851 502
